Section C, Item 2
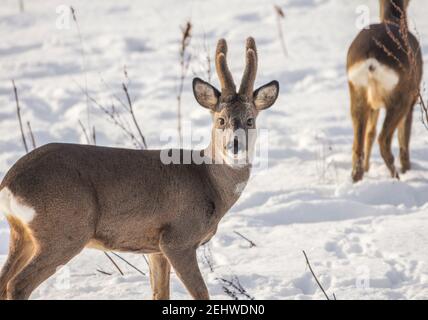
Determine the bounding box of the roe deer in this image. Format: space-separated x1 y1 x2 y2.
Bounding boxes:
0 37 279 300
347 0 422 182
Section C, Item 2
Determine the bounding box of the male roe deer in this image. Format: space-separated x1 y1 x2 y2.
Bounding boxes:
347 0 422 182
0 37 279 300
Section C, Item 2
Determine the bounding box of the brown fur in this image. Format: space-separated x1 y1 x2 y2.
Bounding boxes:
0 37 279 300
347 0 422 182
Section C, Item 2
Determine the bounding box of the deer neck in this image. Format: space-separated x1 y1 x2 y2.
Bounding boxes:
203 144 251 212
380 1 408 25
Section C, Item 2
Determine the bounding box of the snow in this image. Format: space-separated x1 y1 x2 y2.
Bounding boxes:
1 0 428 300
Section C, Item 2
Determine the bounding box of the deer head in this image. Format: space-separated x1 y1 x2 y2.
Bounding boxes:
193 37 279 166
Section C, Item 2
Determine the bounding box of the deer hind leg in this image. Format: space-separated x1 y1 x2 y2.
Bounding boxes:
161 245 209 300
398 103 415 174
6 205 94 300
148 253 171 300
0 216 35 300
378 101 410 180
7 236 87 300
364 109 380 172
350 85 370 182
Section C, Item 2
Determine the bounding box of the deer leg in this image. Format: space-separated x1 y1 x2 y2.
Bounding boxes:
148 253 171 300
398 104 414 174
7 238 86 300
6 213 91 301
379 106 409 180
364 109 380 172
161 246 209 300
350 86 369 182
0 217 34 300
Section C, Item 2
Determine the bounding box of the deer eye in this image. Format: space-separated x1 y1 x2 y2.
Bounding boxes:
217 118 225 126
247 118 254 127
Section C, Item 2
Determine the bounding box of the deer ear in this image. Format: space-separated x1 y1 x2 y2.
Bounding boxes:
253 81 279 110
193 78 221 111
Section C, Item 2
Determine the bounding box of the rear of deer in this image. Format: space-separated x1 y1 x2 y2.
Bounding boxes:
347 0 422 182
0 37 279 300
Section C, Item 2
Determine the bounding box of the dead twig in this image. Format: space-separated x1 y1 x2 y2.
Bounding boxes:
302 250 336 300
418 91 428 130
274 5 288 57
110 252 146 276
73 79 145 149
122 78 147 149
96 269 113 276
78 119 91 144
71 6 95 145
12 80 28 153
92 126 97 145
203 33 212 82
18 0 24 13
217 275 254 300
26 121 36 149
103 252 124 276
142 254 150 271
233 231 257 248
201 243 215 272
177 21 192 146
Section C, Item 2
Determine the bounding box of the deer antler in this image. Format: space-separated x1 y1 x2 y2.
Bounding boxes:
216 39 236 95
239 37 258 97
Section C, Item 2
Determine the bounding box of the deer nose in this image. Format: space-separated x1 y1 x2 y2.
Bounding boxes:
226 136 245 155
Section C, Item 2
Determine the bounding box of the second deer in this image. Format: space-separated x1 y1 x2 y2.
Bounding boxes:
347 0 422 182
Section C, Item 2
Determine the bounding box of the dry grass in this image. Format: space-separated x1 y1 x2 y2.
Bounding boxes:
12 80 36 153
177 21 193 146
274 5 288 58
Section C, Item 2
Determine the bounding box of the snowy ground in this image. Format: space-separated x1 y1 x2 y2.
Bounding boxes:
1 0 428 300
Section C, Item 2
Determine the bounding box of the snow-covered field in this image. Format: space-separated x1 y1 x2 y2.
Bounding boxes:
1 0 428 300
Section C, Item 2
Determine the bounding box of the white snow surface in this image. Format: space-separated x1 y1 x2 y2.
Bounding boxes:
1 0 428 300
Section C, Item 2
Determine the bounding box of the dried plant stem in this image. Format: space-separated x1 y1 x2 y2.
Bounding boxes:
103 252 124 276
26 121 36 149
73 79 145 149
201 244 215 272
12 80 28 153
142 254 150 269
92 126 97 145
302 250 336 300
217 275 254 300
96 269 112 276
274 5 288 57
19 0 24 13
233 231 257 248
418 91 428 130
110 252 146 276
71 6 94 145
78 119 91 144
122 82 147 149
203 33 212 82
177 21 192 146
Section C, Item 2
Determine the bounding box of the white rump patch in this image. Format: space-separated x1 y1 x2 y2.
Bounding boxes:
0 188 36 224
348 58 400 109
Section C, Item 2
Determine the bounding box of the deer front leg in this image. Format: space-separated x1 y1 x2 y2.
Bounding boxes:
161 246 209 300
148 253 171 300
